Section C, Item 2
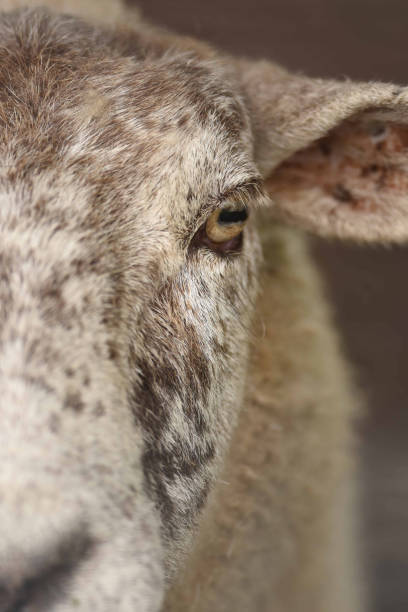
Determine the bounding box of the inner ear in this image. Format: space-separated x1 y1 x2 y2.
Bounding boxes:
268 117 408 212
265 113 408 242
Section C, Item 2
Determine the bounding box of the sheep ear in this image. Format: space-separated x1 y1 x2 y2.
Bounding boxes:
241 60 408 243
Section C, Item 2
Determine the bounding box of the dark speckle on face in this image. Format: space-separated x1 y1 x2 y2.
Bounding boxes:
48 413 61 434
107 341 118 362
64 392 85 413
93 401 106 417
186 187 194 203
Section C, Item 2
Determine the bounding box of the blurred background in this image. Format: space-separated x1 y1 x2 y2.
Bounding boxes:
129 1 408 610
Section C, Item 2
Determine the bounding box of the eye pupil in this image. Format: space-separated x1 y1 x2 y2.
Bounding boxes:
218 208 248 225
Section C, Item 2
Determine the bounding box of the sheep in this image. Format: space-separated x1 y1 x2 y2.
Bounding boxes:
0 0 407 610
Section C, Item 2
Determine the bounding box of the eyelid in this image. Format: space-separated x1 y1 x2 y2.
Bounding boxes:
217 179 265 206
200 179 265 217
195 198 248 228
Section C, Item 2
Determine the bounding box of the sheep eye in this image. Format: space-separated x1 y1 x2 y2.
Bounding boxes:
190 204 249 255
206 206 248 244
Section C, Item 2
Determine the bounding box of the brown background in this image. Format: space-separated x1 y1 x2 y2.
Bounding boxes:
129 1 408 609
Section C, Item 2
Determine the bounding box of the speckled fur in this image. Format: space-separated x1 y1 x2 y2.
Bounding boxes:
1 2 408 611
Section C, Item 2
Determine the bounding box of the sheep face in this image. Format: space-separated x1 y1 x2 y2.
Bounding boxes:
0 8 264 611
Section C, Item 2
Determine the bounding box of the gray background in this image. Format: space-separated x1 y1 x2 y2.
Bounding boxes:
129 1 408 609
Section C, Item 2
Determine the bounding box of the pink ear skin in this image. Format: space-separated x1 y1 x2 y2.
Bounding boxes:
268 118 408 211
265 117 408 243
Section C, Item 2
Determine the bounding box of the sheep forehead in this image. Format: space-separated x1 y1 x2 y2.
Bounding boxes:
0 8 257 239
